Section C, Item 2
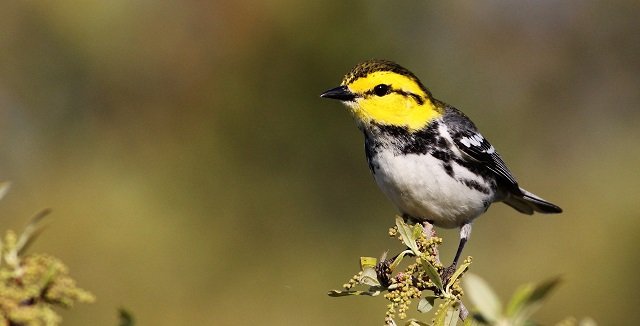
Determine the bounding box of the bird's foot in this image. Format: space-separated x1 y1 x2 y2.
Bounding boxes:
440 263 457 284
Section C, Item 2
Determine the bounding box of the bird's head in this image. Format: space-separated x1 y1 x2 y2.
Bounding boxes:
321 59 443 131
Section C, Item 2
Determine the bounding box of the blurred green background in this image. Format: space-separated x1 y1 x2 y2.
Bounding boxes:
1 1 639 325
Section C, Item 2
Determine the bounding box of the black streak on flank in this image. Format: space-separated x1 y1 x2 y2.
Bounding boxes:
460 179 491 195
453 157 494 183
365 136 379 171
442 163 454 177
431 150 451 162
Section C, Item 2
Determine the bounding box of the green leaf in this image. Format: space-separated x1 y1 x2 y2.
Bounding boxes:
417 295 437 313
395 216 420 255
526 276 561 304
505 283 533 317
444 303 460 326
16 208 51 255
433 299 457 326
421 259 444 292
412 223 424 242
462 317 478 326
463 273 502 323
390 249 414 270
445 259 472 292
508 277 561 322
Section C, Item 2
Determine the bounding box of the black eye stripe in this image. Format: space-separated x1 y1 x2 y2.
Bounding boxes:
363 87 424 105
396 89 425 105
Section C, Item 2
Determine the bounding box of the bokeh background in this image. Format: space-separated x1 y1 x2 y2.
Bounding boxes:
1 1 639 325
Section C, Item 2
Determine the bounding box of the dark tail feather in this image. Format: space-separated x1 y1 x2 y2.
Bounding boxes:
503 187 562 215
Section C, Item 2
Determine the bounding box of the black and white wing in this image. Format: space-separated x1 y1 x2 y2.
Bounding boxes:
454 130 518 187
444 107 520 192
443 107 562 214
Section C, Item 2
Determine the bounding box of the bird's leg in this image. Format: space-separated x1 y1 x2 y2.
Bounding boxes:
452 223 472 268
441 223 472 282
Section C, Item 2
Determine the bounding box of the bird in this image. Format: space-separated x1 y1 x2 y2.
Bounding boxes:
320 59 561 276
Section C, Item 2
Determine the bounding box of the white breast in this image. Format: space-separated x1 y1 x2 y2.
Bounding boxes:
371 150 493 228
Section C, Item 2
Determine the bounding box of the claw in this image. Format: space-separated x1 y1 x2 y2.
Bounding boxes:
440 263 457 284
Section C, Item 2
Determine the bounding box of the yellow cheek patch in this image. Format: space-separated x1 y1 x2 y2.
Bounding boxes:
345 71 442 130
352 94 440 130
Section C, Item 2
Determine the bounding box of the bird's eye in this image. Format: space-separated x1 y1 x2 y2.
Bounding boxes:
373 84 391 96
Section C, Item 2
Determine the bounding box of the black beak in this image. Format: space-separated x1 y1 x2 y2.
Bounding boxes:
320 85 356 101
